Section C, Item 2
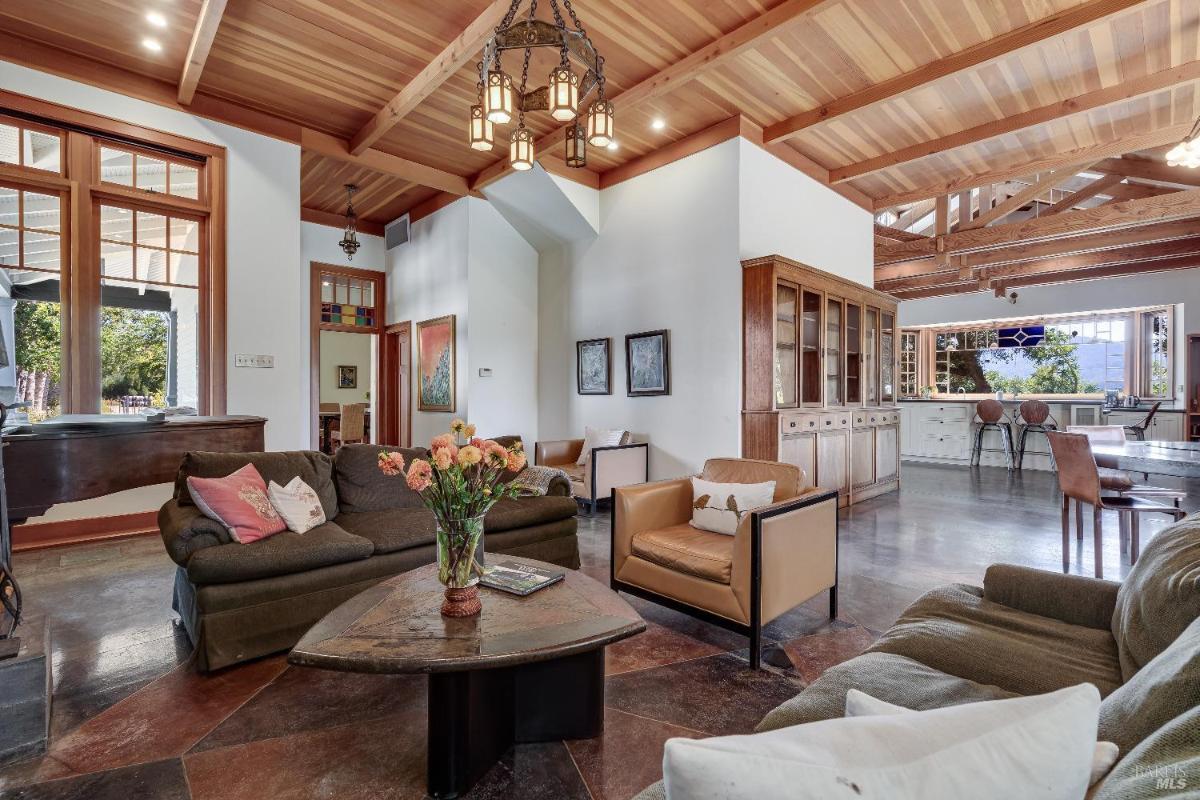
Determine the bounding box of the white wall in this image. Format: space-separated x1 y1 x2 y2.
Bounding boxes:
301 220 385 272
318 330 372 404
738 139 875 287
898 268 1200 401
538 139 743 479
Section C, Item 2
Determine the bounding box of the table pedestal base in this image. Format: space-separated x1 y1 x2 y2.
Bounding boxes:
427 648 605 799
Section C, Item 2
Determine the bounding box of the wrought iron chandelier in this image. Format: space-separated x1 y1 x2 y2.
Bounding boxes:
469 0 613 171
339 184 360 260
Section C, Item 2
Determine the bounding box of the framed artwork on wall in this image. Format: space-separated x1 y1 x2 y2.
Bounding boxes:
416 314 456 412
626 330 670 397
577 338 611 395
337 365 358 389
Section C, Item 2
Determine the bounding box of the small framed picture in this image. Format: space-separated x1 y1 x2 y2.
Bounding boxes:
625 330 670 397
577 338 611 395
337 365 357 389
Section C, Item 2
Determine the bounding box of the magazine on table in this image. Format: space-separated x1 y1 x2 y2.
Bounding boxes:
480 560 565 596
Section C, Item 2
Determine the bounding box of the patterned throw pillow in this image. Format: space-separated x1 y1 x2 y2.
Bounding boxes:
268 476 327 534
690 477 776 536
186 464 287 544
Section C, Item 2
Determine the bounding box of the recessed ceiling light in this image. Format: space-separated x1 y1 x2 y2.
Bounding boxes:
142 37 163 52
145 10 167 28
607 141 619 151
651 118 666 131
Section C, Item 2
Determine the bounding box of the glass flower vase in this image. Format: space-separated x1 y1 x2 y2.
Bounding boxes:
435 514 486 617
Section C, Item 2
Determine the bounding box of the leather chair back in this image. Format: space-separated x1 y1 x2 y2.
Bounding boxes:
1019 399 1051 425
976 399 1006 423
702 458 802 502
1137 401 1162 429
1046 431 1102 506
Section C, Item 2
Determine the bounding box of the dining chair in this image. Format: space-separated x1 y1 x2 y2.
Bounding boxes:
331 403 367 451
1015 399 1058 470
970 399 1015 470
1046 431 1185 577
1066 425 1187 508
1121 401 1161 441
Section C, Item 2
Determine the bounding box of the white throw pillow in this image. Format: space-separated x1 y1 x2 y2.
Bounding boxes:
576 426 626 465
662 683 1101 800
689 477 775 536
844 689 1119 788
267 477 326 534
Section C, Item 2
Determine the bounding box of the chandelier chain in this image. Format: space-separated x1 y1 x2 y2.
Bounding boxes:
518 28 533 128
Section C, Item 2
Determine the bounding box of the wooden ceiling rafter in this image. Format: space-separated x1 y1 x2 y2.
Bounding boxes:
1041 173 1125 216
301 128 469 197
348 0 512 156
959 164 1095 230
178 0 228 105
1093 156 1200 187
763 0 1147 146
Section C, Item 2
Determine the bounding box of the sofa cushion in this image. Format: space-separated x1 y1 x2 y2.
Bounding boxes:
185 521 372 584
1092 703 1200 800
631 523 734 584
1112 513 1200 680
1099 615 1200 756
335 509 437 555
334 444 429 513
485 496 578 533
756 652 1018 732
175 450 337 520
867 584 1123 697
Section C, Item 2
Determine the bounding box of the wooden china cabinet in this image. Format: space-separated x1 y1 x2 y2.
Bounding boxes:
742 255 901 507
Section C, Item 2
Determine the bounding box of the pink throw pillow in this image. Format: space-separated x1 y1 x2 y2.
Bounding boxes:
187 464 287 544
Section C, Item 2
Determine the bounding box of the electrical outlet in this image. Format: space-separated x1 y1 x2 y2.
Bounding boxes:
235 354 274 368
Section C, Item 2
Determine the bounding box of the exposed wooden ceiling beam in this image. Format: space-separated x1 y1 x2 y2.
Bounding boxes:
959 164 1092 230
348 0 511 155
178 0 228 105
1042 174 1124 215
301 206 385 237
831 59 1200 184
872 120 1195 211
764 0 1146 145
876 186 1200 264
1093 156 1200 187
302 129 469 196
873 223 926 242
1100 182 1174 204
892 199 935 231
472 0 837 192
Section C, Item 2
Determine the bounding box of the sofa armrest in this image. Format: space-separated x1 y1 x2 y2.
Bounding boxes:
612 477 693 579
536 438 584 467
983 564 1119 631
589 443 649 499
158 499 231 567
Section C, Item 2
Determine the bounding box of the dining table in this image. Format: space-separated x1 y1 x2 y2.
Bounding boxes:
317 409 371 454
1091 440 1200 480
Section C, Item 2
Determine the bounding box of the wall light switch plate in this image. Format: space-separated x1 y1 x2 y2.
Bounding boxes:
478 368 492 377
235 354 274 368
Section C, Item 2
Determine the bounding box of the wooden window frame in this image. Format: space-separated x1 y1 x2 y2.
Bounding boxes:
0 112 66 176
0 89 226 416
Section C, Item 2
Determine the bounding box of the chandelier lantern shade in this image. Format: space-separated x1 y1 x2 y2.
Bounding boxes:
485 70 514 124
548 66 579 122
469 104 495 150
565 121 586 168
338 184 360 261
587 100 614 147
510 127 535 171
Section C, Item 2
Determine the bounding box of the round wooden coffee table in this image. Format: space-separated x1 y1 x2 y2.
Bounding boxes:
289 556 646 799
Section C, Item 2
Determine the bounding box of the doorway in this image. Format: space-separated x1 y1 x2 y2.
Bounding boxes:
384 321 411 447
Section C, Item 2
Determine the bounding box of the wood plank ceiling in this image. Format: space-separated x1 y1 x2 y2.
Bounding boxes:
3 0 1200 280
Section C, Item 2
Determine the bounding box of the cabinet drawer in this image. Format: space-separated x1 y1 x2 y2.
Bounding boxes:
925 405 970 420
781 412 821 433
820 412 852 430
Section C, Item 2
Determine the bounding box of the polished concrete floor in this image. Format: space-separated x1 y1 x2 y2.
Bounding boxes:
1 463 1195 799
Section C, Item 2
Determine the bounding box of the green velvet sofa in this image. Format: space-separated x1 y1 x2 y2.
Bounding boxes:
636 513 1200 800
159 443 580 671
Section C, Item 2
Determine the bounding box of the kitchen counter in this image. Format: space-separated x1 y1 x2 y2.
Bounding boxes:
899 398 1185 413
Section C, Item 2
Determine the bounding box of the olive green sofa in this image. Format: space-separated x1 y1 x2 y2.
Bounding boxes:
159 443 580 671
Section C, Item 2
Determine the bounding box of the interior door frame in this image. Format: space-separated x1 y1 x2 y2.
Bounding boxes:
309 261 389 450
384 321 411 447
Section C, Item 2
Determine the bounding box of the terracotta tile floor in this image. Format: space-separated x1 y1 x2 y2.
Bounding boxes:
1 463 1194 799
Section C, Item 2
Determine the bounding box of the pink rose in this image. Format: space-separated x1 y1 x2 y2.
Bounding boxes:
457 445 483 467
432 449 453 471
406 459 433 492
377 450 406 476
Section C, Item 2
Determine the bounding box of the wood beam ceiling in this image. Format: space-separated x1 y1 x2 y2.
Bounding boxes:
1041 174 1124 216
830 60 1200 185
301 129 469 196
1093 156 1200 187
959 164 1093 230
763 0 1145 146
348 0 511 155
178 0 228 105
873 223 925 242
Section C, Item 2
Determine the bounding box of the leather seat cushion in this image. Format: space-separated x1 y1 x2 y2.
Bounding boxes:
1099 468 1135 491
335 508 437 554
485 496 579 533
186 521 373 584
631 523 734 584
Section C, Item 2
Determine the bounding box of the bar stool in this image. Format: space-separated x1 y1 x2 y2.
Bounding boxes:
1047 431 1185 577
1015 399 1058 470
970 399 1015 470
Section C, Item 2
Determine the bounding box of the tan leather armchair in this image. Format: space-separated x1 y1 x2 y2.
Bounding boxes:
612 458 839 670
535 436 649 515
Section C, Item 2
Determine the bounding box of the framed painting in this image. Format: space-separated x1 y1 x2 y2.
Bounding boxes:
626 330 670 397
577 338 611 395
337 365 357 389
416 315 456 412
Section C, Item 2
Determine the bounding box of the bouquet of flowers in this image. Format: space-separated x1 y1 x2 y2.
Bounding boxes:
378 420 527 602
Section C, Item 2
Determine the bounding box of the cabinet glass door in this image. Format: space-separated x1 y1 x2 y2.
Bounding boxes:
881 312 895 403
865 307 880 406
826 297 844 405
775 280 798 408
801 290 823 406
900 330 918 398
845 303 861 405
